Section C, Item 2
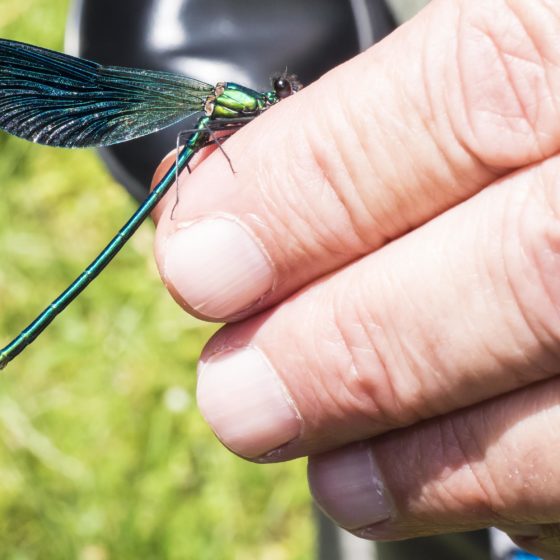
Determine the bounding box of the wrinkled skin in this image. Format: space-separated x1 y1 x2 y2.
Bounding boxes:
151 1 560 557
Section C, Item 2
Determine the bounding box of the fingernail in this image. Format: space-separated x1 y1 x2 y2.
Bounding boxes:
308 443 392 531
197 347 301 458
164 218 274 319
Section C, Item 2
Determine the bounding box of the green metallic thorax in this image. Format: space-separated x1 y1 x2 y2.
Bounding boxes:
207 82 278 119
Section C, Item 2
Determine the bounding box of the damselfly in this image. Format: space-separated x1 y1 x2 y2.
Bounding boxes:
0 39 300 370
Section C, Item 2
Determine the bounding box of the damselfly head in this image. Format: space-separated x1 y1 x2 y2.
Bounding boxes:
272 72 302 100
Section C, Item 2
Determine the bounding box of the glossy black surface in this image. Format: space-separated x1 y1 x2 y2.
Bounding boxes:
68 0 396 200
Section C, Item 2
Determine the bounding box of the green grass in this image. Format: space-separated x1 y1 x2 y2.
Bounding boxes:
0 2 313 558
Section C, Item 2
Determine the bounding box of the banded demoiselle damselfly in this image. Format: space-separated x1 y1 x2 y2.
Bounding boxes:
0 39 300 369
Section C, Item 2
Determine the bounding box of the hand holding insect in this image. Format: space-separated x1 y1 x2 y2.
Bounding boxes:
152 1 560 557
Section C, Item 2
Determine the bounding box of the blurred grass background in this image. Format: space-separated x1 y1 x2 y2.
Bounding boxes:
0 1 312 558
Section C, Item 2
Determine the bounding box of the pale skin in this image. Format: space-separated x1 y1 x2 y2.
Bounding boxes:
151 1 560 557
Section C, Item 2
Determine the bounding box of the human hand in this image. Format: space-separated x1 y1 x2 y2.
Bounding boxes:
152 1 560 557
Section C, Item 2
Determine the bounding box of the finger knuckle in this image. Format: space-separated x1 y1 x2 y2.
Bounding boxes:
449 0 560 167
323 279 426 432
498 162 560 378
415 413 505 519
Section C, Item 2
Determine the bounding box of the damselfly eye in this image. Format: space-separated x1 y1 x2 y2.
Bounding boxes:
274 77 293 100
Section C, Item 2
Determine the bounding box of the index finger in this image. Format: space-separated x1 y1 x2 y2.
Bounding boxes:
154 0 560 321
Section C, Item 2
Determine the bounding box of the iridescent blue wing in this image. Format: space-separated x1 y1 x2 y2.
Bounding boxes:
0 39 214 148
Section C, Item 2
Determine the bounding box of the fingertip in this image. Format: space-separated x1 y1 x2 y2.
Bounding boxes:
161 217 275 320
196 346 301 458
150 149 178 225
150 145 219 225
308 442 393 531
